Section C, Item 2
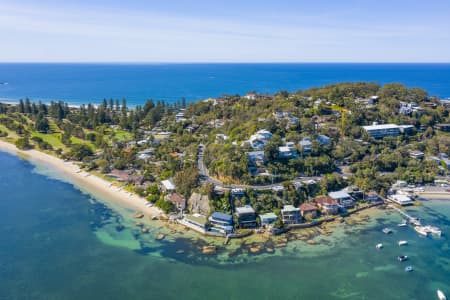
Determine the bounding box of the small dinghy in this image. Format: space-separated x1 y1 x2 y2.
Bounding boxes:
437 289 447 300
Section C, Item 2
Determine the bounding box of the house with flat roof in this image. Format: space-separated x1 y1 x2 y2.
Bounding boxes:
259 213 278 227
278 146 298 159
209 212 234 234
179 213 208 234
281 205 301 225
329 191 354 208
409 150 424 159
235 205 257 228
435 124 450 132
314 196 339 215
299 137 312 155
388 194 413 206
362 124 401 138
299 202 318 219
160 179 176 192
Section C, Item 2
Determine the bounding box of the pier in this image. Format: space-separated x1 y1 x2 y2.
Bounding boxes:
387 204 421 226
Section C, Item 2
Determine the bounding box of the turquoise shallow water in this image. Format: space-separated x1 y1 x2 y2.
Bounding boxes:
0 150 449 300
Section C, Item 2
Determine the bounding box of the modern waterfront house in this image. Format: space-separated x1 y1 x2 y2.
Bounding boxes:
179 213 208 234
314 196 339 215
281 205 301 225
259 212 278 227
329 191 354 208
235 205 257 228
208 212 234 234
365 191 379 202
388 194 413 206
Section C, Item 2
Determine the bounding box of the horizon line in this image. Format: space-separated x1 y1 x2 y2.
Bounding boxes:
1 61 450 65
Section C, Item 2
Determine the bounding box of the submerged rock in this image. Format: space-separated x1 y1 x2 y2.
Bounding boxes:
141 227 149 233
134 212 144 219
156 233 165 240
307 239 317 245
202 245 217 254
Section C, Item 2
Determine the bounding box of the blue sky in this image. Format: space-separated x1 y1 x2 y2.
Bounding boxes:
1 0 450 62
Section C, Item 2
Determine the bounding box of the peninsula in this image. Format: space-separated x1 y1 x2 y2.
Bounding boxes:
1 82 449 240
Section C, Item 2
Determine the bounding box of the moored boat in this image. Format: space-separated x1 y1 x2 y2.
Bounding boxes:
423 226 442 237
397 255 408 262
398 240 408 246
376 243 383 249
405 265 413 272
382 228 393 234
415 226 428 236
398 220 408 227
437 289 447 300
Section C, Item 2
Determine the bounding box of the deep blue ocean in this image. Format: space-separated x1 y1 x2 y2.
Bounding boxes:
0 63 450 105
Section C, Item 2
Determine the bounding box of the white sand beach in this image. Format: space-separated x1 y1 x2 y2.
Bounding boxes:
0 140 162 217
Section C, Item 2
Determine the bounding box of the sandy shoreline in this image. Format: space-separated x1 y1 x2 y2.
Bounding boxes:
0 140 162 218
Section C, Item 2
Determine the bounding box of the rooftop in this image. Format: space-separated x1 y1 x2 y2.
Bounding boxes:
282 205 300 212
299 202 318 211
329 191 352 199
211 212 233 222
235 205 255 214
362 124 399 131
184 213 207 225
259 212 278 220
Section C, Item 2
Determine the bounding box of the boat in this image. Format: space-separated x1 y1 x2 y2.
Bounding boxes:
398 220 408 227
382 228 393 234
437 289 447 300
415 226 429 236
376 243 383 249
410 218 421 226
423 226 442 237
397 255 408 262
404 266 413 272
398 240 408 246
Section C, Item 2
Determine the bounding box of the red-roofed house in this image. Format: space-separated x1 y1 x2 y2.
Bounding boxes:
299 202 318 219
167 193 186 211
314 196 339 215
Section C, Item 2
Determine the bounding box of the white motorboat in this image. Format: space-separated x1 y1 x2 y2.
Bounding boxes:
437 289 447 300
423 226 442 237
398 220 408 227
382 228 393 234
398 240 408 246
376 243 383 249
415 226 428 236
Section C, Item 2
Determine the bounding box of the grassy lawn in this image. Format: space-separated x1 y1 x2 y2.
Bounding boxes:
32 131 66 149
113 129 133 141
71 136 96 150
